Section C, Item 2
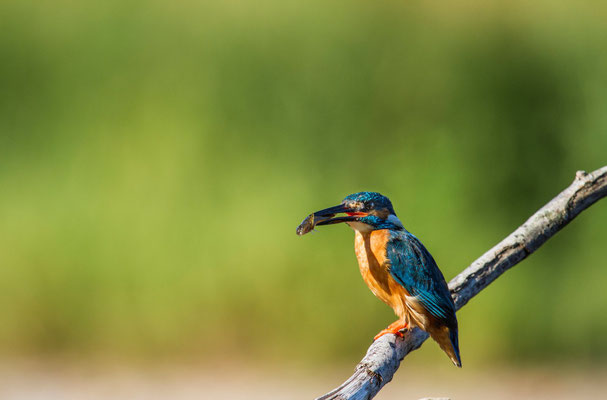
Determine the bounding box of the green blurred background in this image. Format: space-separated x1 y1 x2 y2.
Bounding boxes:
1 0 606 373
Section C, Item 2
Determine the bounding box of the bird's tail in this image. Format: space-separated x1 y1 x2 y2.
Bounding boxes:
431 326 462 367
447 328 462 367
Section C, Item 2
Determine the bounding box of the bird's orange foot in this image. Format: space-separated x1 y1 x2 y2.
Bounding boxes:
374 321 408 341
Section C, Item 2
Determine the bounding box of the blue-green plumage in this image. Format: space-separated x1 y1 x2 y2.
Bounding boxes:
387 232 456 322
386 230 461 366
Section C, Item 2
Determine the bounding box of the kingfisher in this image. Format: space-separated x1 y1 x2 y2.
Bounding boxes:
296 191 461 367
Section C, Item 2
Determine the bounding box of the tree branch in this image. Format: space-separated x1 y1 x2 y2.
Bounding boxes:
316 166 607 400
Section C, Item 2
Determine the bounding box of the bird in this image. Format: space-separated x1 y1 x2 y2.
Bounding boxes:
296 191 461 367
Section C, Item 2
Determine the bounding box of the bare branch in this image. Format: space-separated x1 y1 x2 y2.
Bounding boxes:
316 166 607 400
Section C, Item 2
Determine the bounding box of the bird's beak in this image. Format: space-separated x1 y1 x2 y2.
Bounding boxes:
296 204 367 236
313 204 361 226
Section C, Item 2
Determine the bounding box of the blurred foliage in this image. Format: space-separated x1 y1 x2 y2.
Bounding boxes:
0 0 606 367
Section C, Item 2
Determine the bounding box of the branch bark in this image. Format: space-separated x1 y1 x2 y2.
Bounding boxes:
317 166 607 400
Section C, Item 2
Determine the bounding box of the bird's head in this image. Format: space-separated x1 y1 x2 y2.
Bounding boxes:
297 191 404 235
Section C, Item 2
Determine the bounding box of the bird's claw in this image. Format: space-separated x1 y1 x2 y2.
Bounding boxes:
373 324 408 341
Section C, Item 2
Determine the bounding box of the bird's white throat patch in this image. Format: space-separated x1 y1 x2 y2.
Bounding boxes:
346 221 374 233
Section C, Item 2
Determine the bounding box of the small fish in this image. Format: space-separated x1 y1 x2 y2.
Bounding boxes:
296 214 315 236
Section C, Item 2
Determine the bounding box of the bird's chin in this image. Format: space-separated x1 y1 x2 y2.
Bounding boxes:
346 221 374 233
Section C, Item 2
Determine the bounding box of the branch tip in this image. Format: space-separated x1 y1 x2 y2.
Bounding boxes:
575 170 588 180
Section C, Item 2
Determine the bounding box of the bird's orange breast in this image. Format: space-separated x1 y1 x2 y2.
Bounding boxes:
354 230 410 318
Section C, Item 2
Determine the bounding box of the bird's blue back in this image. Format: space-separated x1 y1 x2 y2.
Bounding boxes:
386 230 457 329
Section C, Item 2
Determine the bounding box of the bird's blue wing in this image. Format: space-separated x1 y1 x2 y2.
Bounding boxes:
387 232 456 325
